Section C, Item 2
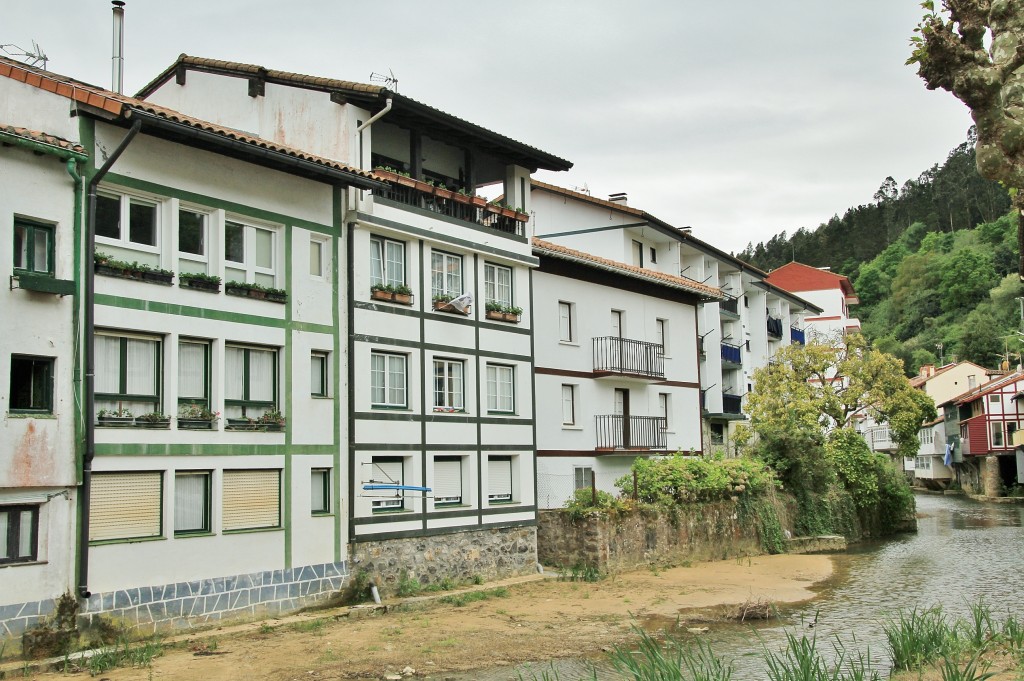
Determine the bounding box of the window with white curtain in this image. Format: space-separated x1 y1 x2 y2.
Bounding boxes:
430 250 462 299
574 466 593 491
370 352 407 408
178 340 209 409
174 471 210 535
95 331 161 416
225 220 277 288
224 344 277 418
486 364 514 413
484 263 512 307
370 236 406 288
433 359 464 410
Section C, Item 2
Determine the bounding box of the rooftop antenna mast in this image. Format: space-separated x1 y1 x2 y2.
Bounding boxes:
369 68 398 92
1 40 49 69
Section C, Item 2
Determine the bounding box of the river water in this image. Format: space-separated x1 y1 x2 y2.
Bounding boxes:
465 494 1024 680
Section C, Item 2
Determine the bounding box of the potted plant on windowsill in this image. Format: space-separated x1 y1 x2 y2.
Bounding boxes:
97 408 134 427
135 412 171 429
373 166 418 189
257 409 286 432
225 281 288 304
370 283 414 305
179 272 222 292
94 252 173 283
177 403 219 430
432 294 472 316
485 302 523 323
225 416 258 431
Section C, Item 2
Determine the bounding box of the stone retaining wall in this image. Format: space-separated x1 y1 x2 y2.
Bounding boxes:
351 526 537 596
538 501 782 573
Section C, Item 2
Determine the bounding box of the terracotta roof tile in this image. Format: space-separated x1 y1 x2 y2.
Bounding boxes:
0 56 379 182
952 371 1023 406
765 261 857 298
0 124 87 156
531 180 646 217
532 237 724 300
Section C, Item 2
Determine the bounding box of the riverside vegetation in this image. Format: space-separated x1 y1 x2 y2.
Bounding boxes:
518 600 1024 681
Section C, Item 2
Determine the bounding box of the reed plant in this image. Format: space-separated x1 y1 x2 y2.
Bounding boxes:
605 627 733 681
883 605 955 671
761 631 880 681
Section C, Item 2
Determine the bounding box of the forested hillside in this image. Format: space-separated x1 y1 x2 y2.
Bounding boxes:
739 130 1022 374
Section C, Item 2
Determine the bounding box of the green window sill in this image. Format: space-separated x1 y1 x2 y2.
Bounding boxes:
371 507 411 514
90 535 166 546
223 526 283 535
173 531 215 539
7 411 56 419
371 405 410 411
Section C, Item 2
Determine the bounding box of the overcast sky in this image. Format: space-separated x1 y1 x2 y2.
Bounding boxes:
4 1 974 256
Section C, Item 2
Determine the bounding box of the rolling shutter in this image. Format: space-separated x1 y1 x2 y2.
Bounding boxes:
488 456 512 501
433 457 462 504
223 469 280 531
91 472 162 541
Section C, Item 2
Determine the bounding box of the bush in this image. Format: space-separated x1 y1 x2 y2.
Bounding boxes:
825 429 881 510
620 453 776 506
563 487 627 520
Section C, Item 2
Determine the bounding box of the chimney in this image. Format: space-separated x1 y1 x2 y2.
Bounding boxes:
111 1 125 94
919 364 935 378
608 192 627 206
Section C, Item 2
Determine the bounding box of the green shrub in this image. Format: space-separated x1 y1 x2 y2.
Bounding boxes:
619 453 776 506
563 487 627 520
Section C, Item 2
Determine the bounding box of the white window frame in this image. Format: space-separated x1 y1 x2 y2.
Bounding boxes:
487 455 513 503
371 457 405 511
309 235 328 279
224 218 278 286
433 456 463 506
371 352 408 408
95 190 160 253
224 344 278 418
431 250 463 299
95 330 162 416
574 466 593 491
991 421 1005 448
177 206 209 272
561 384 577 426
558 301 575 343
0 505 39 564
486 364 515 414
484 262 513 307
656 318 668 353
659 392 670 431
433 358 464 411
370 235 406 288
311 468 331 514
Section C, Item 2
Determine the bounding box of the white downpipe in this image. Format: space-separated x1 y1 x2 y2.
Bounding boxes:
355 97 393 170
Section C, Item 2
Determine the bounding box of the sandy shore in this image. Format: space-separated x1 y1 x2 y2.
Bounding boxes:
24 553 834 681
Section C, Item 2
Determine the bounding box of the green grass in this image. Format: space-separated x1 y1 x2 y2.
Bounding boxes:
883 606 955 671
438 587 509 607
84 637 162 676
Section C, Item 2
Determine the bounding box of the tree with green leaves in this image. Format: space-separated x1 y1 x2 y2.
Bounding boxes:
908 0 1024 279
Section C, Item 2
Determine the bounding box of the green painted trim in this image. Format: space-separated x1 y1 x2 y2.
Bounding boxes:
95 443 300 456
356 211 537 266
353 334 530 362
352 517 536 541
528 270 539 510
283 221 293 570
103 173 336 234
346 221 357 544
534 221 649 239
93 294 312 331
333 191 343 564
419 240 428 533
6 412 58 419
353 443 532 452
88 535 167 547
0 129 88 161
474 254 483 526
222 526 285 536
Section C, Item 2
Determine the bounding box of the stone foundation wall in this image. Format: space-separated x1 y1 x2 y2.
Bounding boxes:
983 455 1003 497
351 526 537 596
1 561 347 650
538 501 775 573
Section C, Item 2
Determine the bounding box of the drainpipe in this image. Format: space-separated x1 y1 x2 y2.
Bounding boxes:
78 118 141 599
354 97 393 170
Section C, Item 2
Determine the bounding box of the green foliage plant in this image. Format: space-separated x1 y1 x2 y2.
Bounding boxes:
621 453 775 506
396 570 421 597
884 606 955 671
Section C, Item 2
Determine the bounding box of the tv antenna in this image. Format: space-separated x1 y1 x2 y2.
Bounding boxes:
570 183 591 196
1 40 48 69
369 68 398 92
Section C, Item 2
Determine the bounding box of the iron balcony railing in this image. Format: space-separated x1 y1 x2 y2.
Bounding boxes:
372 184 524 237
790 327 806 345
595 414 667 450
720 297 739 315
767 315 783 339
721 342 742 365
593 337 665 379
722 393 743 414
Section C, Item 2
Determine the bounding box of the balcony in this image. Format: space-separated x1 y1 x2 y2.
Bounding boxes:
767 315 783 339
593 337 665 380
721 342 742 367
790 327 806 345
371 169 527 237
720 297 739 316
722 393 743 414
595 415 667 451
865 426 896 452
1013 429 1024 448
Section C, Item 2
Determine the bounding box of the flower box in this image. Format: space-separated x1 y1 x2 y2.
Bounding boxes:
373 168 418 188
180 277 221 293
226 418 259 431
178 418 215 430
225 284 287 304
371 289 414 305
135 417 171 429
95 263 142 280
97 416 134 428
433 186 455 201
141 270 174 285
486 309 521 323
433 300 471 316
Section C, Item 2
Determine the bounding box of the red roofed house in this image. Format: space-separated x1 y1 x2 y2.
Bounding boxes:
954 371 1024 496
764 262 860 341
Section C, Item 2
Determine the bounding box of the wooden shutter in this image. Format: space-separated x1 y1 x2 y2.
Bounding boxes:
222 469 280 531
91 472 162 541
488 457 512 501
433 458 462 503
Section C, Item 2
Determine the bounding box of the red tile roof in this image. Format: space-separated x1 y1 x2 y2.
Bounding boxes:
532 237 724 300
765 261 857 298
0 56 379 182
0 124 87 156
952 371 1023 406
